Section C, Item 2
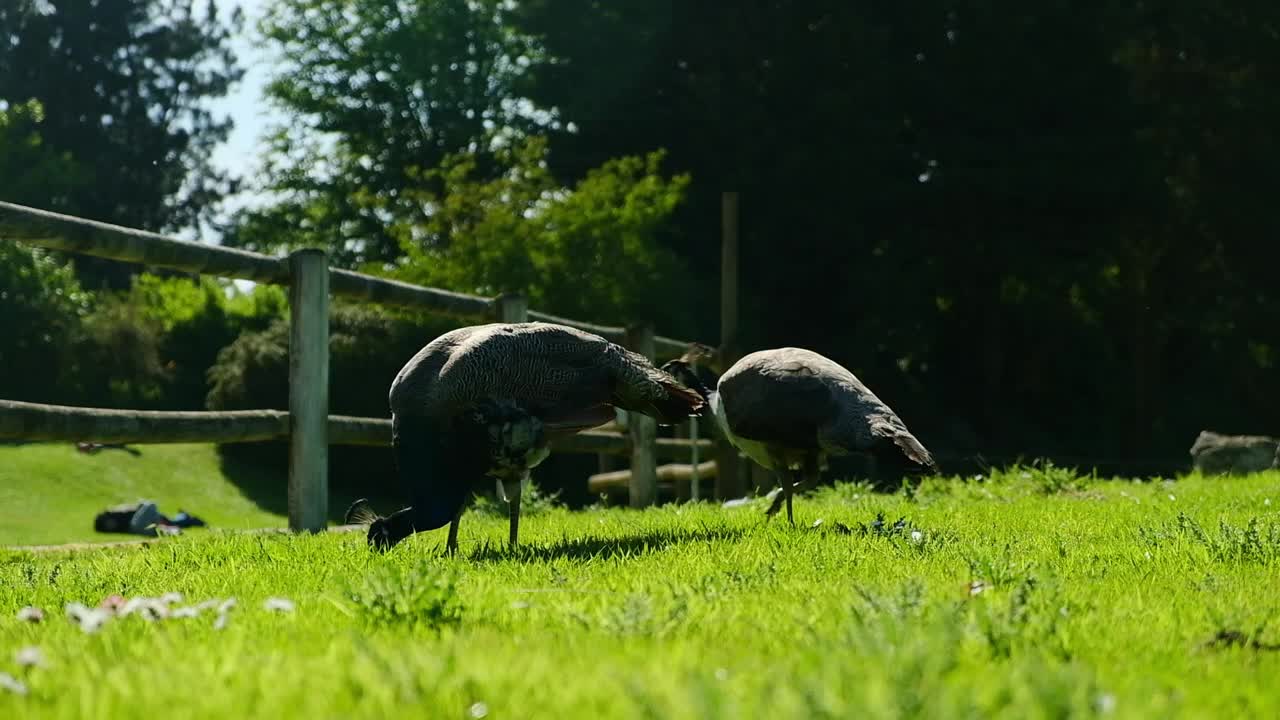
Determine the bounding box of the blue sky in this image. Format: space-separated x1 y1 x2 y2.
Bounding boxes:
204 0 281 220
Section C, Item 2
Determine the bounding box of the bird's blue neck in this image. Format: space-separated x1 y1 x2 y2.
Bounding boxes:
392 414 472 532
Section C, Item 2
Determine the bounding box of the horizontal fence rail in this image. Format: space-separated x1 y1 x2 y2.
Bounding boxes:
0 400 711 458
0 201 695 357
0 199 713 532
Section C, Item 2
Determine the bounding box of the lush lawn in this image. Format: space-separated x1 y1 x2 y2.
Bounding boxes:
0 442 402 547
0 443 287 546
1 465 1278 718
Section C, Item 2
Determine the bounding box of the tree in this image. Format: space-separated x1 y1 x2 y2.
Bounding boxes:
234 0 549 266
0 99 88 209
510 0 1280 464
0 0 244 287
391 136 694 333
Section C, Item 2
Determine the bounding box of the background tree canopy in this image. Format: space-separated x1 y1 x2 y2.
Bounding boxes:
1 0 1278 472
0 0 243 288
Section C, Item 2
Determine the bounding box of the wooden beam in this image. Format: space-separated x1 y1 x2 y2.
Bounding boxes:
288 248 330 533
0 200 288 282
0 400 710 457
654 335 691 360
494 292 529 323
527 309 626 343
0 201 494 318
328 269 492 319
0 400 290 444
588 461 719 495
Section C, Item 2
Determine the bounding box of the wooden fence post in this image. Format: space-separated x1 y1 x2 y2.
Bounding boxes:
716 190 747 500
288 248 330 533
625 323 658 508
494 292 529 323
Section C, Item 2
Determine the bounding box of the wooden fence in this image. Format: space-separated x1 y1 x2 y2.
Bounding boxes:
0 200 714 532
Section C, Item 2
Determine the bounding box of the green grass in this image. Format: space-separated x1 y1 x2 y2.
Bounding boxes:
0 443 287 546
2 466 1279 718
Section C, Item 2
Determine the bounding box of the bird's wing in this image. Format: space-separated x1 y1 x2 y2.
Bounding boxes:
716 355 837 449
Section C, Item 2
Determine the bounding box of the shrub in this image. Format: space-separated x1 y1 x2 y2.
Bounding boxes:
72 276 286 410
0 243 91 404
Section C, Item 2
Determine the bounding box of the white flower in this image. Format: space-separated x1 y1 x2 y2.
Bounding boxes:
263 597 295 613
16 606 43 623
65 602 111 634
213 598 237 630
15 646 44 668
120 597 169 621
0 672 27 696
469 702 489 718
909 530 924 544
968 580 987 596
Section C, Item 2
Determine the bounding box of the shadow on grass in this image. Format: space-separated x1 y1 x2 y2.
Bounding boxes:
459 525 748 563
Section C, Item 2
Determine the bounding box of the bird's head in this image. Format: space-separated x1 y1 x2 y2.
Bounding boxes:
659 358 713 403
367 517 396 551
345 498 396 552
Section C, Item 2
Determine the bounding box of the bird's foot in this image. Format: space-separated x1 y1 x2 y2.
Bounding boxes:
763 487 786 518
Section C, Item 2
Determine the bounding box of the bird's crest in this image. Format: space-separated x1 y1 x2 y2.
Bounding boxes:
344 498 382 526
680 342 717 367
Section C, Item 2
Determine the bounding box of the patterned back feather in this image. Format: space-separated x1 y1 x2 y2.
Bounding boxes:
390 322 704 425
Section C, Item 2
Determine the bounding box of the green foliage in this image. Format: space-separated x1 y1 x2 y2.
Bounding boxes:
207 304 451 416
1 471 1278 717
0 243 91 404
71 277 285 410
0 0 243 235
1139 512 1280 565
237 0 548 265
74 291 171 407
344 561 463 630
0 99 88 208
392 136 694 331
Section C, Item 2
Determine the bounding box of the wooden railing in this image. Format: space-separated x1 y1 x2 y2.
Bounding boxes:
0 200 712 531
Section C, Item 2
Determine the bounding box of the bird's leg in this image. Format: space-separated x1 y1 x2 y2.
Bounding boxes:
507 478 523 549
446 506 463 556
765 469 801 525
785 471 797 526
765 471 788 520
